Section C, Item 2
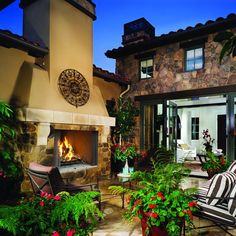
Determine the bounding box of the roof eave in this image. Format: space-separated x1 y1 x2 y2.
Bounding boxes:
106 15 236 59
0 31 48 57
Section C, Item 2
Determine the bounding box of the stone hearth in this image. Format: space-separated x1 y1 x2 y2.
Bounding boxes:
18 108 115 192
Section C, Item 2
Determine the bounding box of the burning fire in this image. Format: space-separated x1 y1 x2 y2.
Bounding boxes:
58 137 80 162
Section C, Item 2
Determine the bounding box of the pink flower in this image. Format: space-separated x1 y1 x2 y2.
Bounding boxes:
66 229 76 236
39 201 44 207
47 194 53 199
54 195 61 201
52 231 60 236
40 192 47 197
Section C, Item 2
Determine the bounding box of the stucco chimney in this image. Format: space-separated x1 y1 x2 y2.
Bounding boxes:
122 17 155 46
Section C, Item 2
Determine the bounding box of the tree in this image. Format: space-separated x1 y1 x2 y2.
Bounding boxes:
214 31 236 64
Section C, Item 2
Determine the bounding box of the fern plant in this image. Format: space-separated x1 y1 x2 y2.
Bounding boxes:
109 163 198 236
0 191 103 236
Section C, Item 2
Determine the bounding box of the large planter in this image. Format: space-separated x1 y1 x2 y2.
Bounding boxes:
141 216 168 236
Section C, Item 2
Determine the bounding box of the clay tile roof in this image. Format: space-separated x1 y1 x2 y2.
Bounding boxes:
106 13 236 59
0 29 48 57
93 64 130 86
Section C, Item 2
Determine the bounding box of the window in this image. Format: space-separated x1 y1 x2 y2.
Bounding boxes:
140 58 153 79
191 117 199 140
185 47 203 71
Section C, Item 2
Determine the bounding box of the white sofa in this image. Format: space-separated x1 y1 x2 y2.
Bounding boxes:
176 140 197 163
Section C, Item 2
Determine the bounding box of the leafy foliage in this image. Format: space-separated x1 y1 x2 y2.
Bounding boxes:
214 31 236 63
111 143 138 161
0 101 23 201
0 191 103 236
109 163 198 236
110 97 137 141
201 152 231 176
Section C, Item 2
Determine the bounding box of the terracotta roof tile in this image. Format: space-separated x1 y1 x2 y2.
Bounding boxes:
106 13 236 58
0 29 48 57
93 64 130 86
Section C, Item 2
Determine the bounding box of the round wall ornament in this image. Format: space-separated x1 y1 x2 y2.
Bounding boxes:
58 69 90 107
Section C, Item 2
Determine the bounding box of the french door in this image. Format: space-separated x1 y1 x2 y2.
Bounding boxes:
141 100 177 160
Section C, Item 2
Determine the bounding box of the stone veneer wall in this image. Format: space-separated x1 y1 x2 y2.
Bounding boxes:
20 122 112 192
117 31 236 97
116 30 236 148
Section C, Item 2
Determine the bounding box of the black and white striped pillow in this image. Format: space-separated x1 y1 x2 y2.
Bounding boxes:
227 160 236 174
228 184 236 216
206 171 236 206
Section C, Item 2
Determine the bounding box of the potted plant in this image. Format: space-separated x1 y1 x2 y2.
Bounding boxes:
0 191 103 236
202 129 215 152
201 152 231 179
111 143 138 174
0 101 24 203
109 162 198 236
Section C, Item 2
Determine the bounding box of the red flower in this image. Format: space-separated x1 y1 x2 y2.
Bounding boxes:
188 201 197 208
54 195 61 201
187 210 192 215
134 198 141 206
157 192 163 197
161 196 165 201
39 201 44 207
150 212 159 218
66 229 76 236
149 204 157 209
52 231 60 236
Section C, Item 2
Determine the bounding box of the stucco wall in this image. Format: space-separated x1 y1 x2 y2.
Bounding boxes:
0 46 35 103
93 76 122 102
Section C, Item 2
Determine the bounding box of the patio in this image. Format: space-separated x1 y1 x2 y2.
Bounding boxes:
93 173 236 235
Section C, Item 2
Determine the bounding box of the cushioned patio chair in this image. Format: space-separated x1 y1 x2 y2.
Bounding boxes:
194 162 236 236
26 162 101 208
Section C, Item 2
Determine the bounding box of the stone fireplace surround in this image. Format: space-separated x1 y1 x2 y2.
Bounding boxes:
19 108 115 192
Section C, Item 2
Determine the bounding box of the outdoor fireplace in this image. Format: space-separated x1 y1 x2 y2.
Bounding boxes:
53 130 98 167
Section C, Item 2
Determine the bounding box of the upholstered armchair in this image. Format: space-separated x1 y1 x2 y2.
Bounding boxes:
176 140 197 163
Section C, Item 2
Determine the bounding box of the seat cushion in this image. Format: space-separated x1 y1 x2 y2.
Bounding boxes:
29 162 53 173
206 171 236 205
197 198 236 226
228 184 236 216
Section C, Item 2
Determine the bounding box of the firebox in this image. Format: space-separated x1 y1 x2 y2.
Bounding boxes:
53 130 98 167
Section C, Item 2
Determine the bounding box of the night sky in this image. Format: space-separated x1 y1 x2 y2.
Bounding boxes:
0 0 236 72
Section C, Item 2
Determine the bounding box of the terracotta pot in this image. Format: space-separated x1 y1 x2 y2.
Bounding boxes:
141 216 168 236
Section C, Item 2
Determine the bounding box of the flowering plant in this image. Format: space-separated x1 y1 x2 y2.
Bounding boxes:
109 163 198 236
0 191 102 236
111 143 138 161
202 129 215 152
201 152 231 176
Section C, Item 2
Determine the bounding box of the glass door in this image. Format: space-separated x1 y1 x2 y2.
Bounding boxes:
167 101 178 160
140 101 166 150
226 93 236 161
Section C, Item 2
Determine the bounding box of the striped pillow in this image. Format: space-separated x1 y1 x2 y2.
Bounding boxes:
227 160 236 174
228 184 236 216
206 171 236 206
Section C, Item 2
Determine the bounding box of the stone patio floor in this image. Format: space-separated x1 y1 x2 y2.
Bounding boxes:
93 162 236 236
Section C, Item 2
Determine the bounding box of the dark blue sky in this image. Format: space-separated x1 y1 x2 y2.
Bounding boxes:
0 0 236 72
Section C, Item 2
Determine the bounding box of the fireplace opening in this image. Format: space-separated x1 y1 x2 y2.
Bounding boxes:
53 130 98 167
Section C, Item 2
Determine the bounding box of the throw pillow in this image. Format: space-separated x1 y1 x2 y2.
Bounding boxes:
228 184 236 216
206 171 236 206
227 160 236 174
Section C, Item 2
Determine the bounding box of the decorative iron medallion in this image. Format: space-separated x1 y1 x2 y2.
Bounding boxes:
58 69 90 107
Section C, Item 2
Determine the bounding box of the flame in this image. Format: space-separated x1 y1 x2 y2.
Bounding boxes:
58 137 75 161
